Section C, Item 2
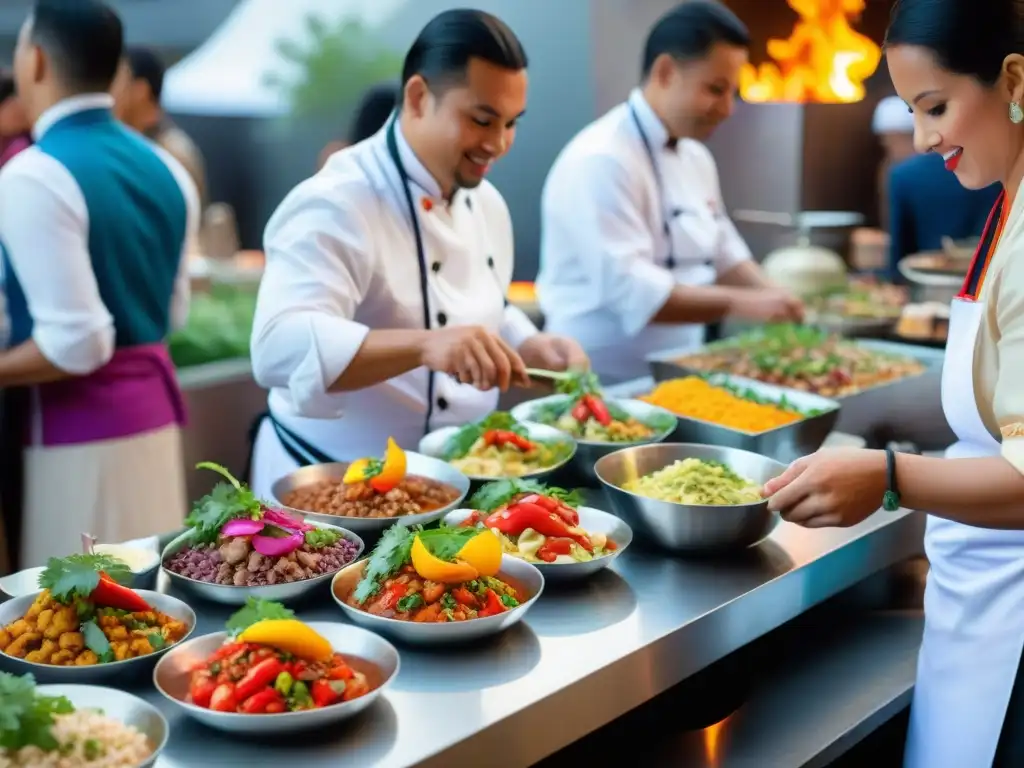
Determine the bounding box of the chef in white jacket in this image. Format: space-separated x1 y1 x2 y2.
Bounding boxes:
249 9 586 497
537 1 803 383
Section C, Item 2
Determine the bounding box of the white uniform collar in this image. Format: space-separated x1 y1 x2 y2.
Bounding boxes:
33 93 115 141
392 118 445 201
628 88 674 150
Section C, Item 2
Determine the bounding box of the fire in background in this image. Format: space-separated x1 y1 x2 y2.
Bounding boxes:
740 0 882 103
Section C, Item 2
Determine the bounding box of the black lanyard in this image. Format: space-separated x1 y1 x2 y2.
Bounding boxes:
629 103 678 269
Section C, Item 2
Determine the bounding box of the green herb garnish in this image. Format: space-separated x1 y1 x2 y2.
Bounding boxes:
440 411 528 460
185 462 263 544
38 554 132 604
81 621 115 664
396 593 424 613
467 478 583 512
146 632 167 651
304 529 342 549
0 673 74 752
225 597 295 636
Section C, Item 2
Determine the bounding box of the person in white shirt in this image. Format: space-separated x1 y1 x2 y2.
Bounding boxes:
249 9 586 498
537 1 803 383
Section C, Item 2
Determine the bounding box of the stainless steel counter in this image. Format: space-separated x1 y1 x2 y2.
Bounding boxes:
142 507 924 767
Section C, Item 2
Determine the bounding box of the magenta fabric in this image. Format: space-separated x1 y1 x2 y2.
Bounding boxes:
0 134 31 168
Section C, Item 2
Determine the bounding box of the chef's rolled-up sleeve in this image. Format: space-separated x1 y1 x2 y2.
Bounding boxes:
556 153 675 338
251 182 375 418
0 150 114 374
499 302 538 349
993 254 1024 474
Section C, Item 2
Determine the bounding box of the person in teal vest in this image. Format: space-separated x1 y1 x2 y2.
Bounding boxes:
0 0 198 567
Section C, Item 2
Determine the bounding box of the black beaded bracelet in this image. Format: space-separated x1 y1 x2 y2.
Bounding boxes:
883 447 901 512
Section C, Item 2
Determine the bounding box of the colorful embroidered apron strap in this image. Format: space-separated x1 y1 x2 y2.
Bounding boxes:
959 190 1008 301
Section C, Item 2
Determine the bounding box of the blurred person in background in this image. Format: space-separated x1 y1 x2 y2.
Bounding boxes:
0 0 198 565
873 95 918 229
316 81 400 170
0 69 31 168
112 46 207 204
537 1 802 384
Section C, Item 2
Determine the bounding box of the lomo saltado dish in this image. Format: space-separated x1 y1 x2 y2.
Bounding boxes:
163 463 360 587
281 438 461 519
441 412 573 477
187 598 376 715
0 554 188 667
459 479 618 564
343 524 527 622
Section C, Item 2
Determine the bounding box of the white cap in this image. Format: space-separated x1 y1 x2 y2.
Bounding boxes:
873 96 914 134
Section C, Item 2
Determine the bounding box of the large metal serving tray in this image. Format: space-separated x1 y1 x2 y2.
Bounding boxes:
646 338 953 450
605 375 839 464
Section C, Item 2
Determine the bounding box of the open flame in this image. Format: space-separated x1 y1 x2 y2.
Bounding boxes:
739 0 881 104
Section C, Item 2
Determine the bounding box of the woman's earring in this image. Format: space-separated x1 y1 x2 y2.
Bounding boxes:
1011 101 1024 124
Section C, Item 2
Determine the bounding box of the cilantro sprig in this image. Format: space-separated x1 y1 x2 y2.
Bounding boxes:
185 462 263 544
440 411 527 460
38 554 132 604
352 524 479 604
467 478 583 513
554 370 602 398
0 672 74 752
225 597 295 637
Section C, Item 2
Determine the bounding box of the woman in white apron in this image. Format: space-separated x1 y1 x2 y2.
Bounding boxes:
764 1 1024 763
536 1 803 384
248 9 585 500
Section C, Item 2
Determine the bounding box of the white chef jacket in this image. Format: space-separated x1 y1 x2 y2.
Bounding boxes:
536 89 752 383
249 120 538 497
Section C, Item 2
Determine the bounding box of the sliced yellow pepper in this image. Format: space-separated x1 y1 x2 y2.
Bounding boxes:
409 530 503 583
455 529 502 577
236 619 333 662
342 437 407 492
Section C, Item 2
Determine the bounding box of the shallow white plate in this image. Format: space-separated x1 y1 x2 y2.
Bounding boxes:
0 566 45 600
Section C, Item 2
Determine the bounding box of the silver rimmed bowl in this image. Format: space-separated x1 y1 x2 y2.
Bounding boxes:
161 520 364 606
0 590 197 685
417 421 577 484
34 684 169 767
511 395 677 483
271 452 471 540
153 622 400 735
331 554 544 645
443 506 632 581
594 442 785 553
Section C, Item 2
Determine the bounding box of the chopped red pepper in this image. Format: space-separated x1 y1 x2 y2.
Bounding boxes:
89 576 152 612
378 583 408 611
234 657 285 703
536 537 575 562
209 683 237 712
519 493 579 526
478 588 507 618
204 642 252 666
583 394 612 426
240 687 284 714
571 400 591 422
483 429 536 451
327 662 355 681
452 586 478 607
189 672 217 709
605 539 618 551
459 511 483 527
311 678 341 708
485 502 593 552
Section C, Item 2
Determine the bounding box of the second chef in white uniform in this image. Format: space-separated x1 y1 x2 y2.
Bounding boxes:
249 9 586 498
537 1 803 383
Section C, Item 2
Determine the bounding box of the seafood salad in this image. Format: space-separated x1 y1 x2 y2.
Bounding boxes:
0 555 188 667
163 463 360 587
0 673 154 767
188 599 374 715
440 412 573 478
282 439 462 519
460 479 617 564
342 524 527 623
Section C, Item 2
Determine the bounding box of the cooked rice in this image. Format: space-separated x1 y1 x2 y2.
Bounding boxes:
0 708 153 768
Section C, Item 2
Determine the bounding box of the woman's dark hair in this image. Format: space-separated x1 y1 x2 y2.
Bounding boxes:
0 70 15 104
642 0 749 78
885 0 1024 86
401 9 527 94
348 82 399 144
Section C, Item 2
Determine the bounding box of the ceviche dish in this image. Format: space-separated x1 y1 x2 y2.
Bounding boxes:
459 479 617 564
341 524 527 623
0 554 188 667
531 372 672 443
164 463 360 587
623 458 763 506
281 439 461 519
187 599 376 715
440 412 573 477
0 672 155 767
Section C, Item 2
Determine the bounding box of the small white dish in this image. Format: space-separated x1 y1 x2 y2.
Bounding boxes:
0 566 45 600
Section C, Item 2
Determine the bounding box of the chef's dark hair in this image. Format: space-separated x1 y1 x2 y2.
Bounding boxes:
348 82 399 143
401 9 527 95
886 0 1024 86
642 1 749 78
0 70 15 104
29 0 123 93
125 47 166 101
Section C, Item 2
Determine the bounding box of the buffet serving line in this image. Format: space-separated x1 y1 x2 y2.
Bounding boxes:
0 324 941 768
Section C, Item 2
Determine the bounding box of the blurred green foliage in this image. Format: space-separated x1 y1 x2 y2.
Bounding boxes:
264 13 401 117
